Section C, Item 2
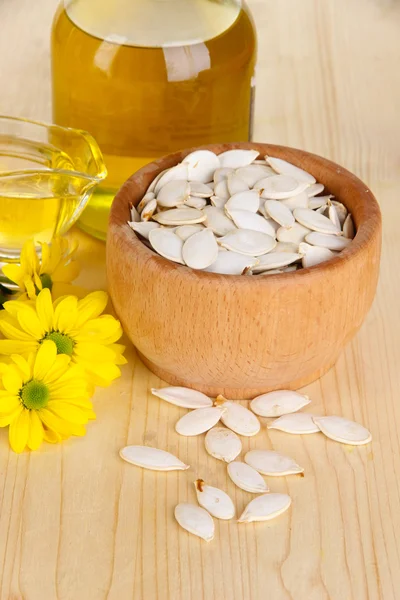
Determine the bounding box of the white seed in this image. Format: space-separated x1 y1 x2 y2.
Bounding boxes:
272 241 299 253
252 252 301 272
266 156 316 184
343 213 355 239
175 503 214 542
328 203 341 230
189 181 214 198
175 407 225 436
227 173 249 195
227 210 278 236
294 208 341 235
245 449 304 476
227 461 269 493
185 196 207 210
210 195 227 210
214 167 234 184
238 493 291 523
225 190 260 214
146 168 169 194
182 229 218 270
204 427 242 462
154 164 189 194
268 413 321 434
128 221 160 240
218 229 276 256
152 207 206 226
141 198 158 221
216 397 261 437
257 175 309 200
300 243 335 268
175 224 205 241
235 164 275 186
203 205 237 236
308 196 330 210
264 200 295 228
280 191 309 211
307 183 325 197
250 390 310 417
205 251 259 275
130 204 141 222
194 479 235 520
120 446 189 471
138 192 155 213
214 179 230 200
183 150 220 183
151 386 213 409
277 223 311 245
305 232 352 251
331 200 348 226
157 179 190 207
218 149 259 169
313 416 372 445
149 228 184 264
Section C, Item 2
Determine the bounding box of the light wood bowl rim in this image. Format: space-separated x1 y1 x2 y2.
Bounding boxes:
108 142 381 284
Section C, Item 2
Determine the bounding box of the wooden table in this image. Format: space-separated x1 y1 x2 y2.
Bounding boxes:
1 1 400 598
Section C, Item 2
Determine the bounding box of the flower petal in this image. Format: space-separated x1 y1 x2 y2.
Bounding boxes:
75 291 109 327
43 426 63 444
75 316 122 344
9 409 30 453
27 411 44 450
0 318 34 341
47 401 91 424
39 408 86 437
10 354 31 381
0 395 21 414
53 296 78 332
36 288 54 332
0 340 37 355
0 404 23 427
44 354 71 383
52 261 80 283
75 359 121 387
74 342 120 362
2 264 23 286
33 340 57 380
2 367 23 394
17 308 45 339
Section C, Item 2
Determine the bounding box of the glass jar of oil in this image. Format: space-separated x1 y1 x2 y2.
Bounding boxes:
51 0 257 240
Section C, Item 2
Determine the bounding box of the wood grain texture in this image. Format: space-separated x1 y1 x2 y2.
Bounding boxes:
1 0 400 598
107 142 381 398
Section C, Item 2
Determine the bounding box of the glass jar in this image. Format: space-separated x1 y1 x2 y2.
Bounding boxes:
51 0 257 240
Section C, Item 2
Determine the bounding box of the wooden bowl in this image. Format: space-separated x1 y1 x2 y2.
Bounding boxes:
107 143 381 399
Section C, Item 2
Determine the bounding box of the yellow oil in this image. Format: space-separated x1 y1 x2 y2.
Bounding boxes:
51 0 257 240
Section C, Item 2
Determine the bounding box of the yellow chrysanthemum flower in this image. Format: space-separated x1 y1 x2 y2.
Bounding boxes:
2 237 81 300
0 288 126 387
0 340 95 453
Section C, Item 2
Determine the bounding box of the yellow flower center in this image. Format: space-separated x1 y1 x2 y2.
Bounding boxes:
21 380 49 410
44 331 74 355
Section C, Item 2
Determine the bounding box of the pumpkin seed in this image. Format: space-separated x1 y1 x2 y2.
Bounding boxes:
227 210 278 236
235 164 275 186
299 243 335 268
194 479 235 520
149 228 184 264
225 190 260 213
305 232 351 251
238 493 291 523
252 252 301 272
175 503 215 542
183 150 220 183
280 191 309 211
268 413 321 434
218 229 276 256
328 203 341 230
227 174 249 195
210 195 227 210
331 200 348 225
313 416 372 445
120 445 189 471
153 207 206 226
266 156 316 184
175 224 205 241
245 449 304 476
276 223 311 244
138 192 155 213
214 179 230 200
227 461 269 493
218 149 259 169
185 196 207 210
214 167 234 184
258 175 309 200
216 396 261 437
157 179 190 207
128 221 160 240
151 386 213 409
308 196 331 210
203 206 237 236
204 251 259 275
175 406 225 436
190 181 214 198
154 164 189 194
307 183 325 197
130 204 141 222
343 213 355 239
264 199 295 228
250 390 310 417
294 208 341 235
204 427 242 462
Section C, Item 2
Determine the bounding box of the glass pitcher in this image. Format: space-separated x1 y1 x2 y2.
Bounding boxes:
0 116 106 260
51 0 257 240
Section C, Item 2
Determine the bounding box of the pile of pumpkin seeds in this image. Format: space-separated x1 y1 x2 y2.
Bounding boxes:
128 150 356 275
120 387 371 542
